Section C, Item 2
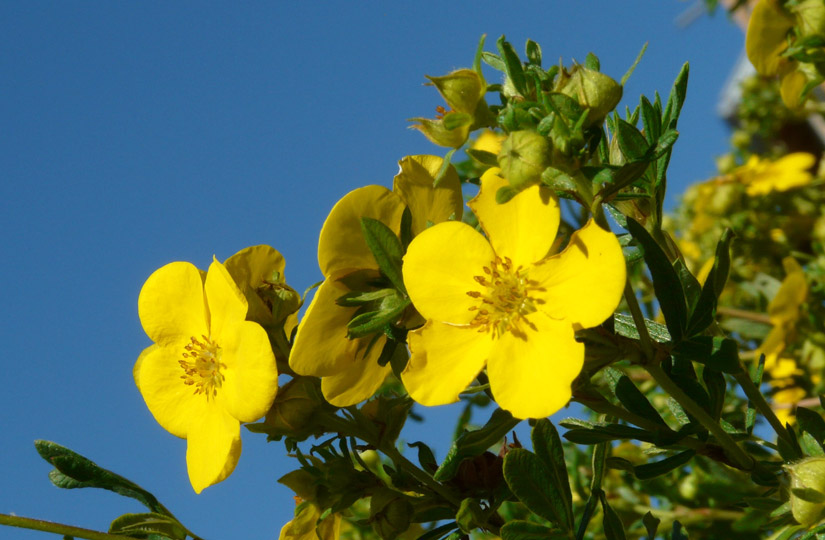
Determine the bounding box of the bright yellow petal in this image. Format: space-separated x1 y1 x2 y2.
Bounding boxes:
402 321 491 406
186 406 242 493
780 69 808 109
318 185 405 278
138 262 207 347
133 344 158 392
224 245 287 325
219 320 279 422
137 345 210 438
746 0 794 76
532 220 626 329
320 336 391 406
393 155 463 235
756 325 788 365
290 279 364 377
469 168 560 268
769 257 807 325
280 503 322 540
472 130 506 155
486 314 583 419
205 259 248 340
402 221 494 324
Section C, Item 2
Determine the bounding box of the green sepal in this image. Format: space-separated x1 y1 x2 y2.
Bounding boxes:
497 35 527 96
360 217 406 293
442 111 474 131
503 449 573 531
525 39 542 66
500 520 566 540
625 218 687 341
346 296 411 339
336 288 397 307
35 440 173 518
585 52 600 71
634 450 695 480
616 118 650 162
109 513 187 540
531 419 574 530
434 408 520 482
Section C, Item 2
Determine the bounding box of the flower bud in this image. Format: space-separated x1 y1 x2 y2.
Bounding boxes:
426 69 485 115
261 377 325 440
786 457 825 526
369 488 414 540
497 130 551 190
555 65 623 127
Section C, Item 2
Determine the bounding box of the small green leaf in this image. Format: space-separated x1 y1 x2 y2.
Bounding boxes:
747 355 766 434
702 366 726 421
110 513 187 540
639 95 660 144
799 431 825 457
616 119 650 162
585 52 600 71
604 368 668 427
466 148 499 166
625 218 686 341
674 259 702 315
360 217 406 293
671 521 689 540
687 229 734 336
482 51 506 72
599 491 627 540
497 35 527 96
434 408 520 481
621 42 648 86
525 40 542 66
501 520 567 540
503 449 572 531
563 424 659 445
346 296 411 339
613 313 671 343
673 336 743 375
634 450 694 479
408 441 438 474
531 420 573 530
797 407 825 446
643 511 660 540
662 63 689 130
595 161 650 201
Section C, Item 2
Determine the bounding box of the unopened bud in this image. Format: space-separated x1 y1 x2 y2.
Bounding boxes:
426 69 485 114
497 130 551 189
369 488 414 540
262 377 325 440
786 457 825 526
556 65 623 127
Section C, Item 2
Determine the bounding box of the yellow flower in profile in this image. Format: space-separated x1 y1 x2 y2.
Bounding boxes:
279 500 341 540
289 155 463 406
401 168 626 419
134 259 278 493
730 153 816 196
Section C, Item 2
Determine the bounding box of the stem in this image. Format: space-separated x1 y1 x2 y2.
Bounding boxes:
716 306 772 325
733 370 801 458
380 444 463 508
646 363 755 471
623 279 654 361
0 514 136 540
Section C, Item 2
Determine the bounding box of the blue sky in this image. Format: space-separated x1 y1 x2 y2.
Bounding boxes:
1 3 744 539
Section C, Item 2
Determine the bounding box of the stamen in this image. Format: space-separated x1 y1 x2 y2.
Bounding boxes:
179 335 225 401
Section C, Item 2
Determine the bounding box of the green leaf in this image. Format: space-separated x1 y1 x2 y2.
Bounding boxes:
673 336 743 375
595 162 650 201
671 521 689 540
616 119 650 162
639 95 660 144
702 366 726 422
799 431 825 457
662 63 689 130
674 259 702 315
747 354 766 434
109 513 187 540
604 368 668 427
563 423 659 445
525 40 542 66
497 35 527 96
531 420 573 530
346 296 411 339
501 521 566 540
621 42 648 86
643 511 660 540
360 217 406 293
585 52 600 71
35 441 172 517
613 313 671 343
599 491 627 540
482 51 506 72
797 407 825 445
408 442 438 474
687 229 734 336
503 449 572 530
634 450 694 480
466 148 499 166
434 408 520 481
625 218 686 341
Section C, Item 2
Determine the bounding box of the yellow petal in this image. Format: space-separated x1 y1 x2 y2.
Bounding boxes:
280 503 322 540
205 259 249 340
469 168 560 268
219 320 279 422
318 186 405 278
532 220 626 329
486 314 583 419
290 279 365 377
320 336 391 406
137 345 210 438
769 257 808 325
746 0 794 75
402 221 494 324
224 245 287 325
472 130 506 155
393 155 463 236
402 321 491 406
780 69 808 109
133 344 158 392
138 262 207 347
186 406 242 493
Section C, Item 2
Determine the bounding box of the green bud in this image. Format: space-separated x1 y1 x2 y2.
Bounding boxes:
456 498 485 534
409 116 471 148
259 377 326 441
369 488 414 540
497 130 551 189
786 457 825 526
793 0 825 38
426 69 485 114
556 65 623 127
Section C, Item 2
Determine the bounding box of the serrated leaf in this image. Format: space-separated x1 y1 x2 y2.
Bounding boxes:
634 450 694 479
434 408 520 481
35 441 171 517
531 420 573 530
497 35 527 96
613 313 672 343
616 119 650 162
503 449 572 531
109 513 187 540
360 217 406 293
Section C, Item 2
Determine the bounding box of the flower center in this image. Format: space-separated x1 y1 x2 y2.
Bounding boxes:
466 256 545 338
179 335 225 400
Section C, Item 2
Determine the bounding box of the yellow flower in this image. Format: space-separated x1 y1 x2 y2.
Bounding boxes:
730 153 816 196
289 155 463 406
774 386 806 426
400 168 626 419
134 259 278 493
472 130 506 155
279 500 341 540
